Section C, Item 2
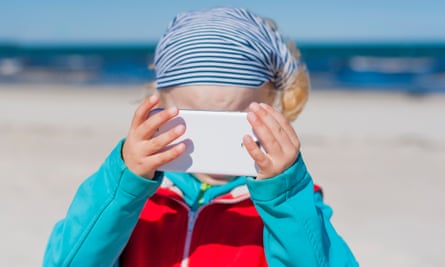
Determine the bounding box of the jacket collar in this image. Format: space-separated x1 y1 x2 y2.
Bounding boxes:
161 172 250 208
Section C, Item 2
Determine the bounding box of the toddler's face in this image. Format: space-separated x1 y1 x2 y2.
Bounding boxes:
157 83 276 111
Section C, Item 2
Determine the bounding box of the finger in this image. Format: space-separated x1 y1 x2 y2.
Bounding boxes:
130 94 160 130
246 108 282 156
242 135 271 170
259 103 300 148
137 107 179 140
145 123 186 155
251 103 294 151
146 142 187 170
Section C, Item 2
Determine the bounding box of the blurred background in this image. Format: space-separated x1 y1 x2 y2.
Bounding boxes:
1 0 445 93
1 1 445 267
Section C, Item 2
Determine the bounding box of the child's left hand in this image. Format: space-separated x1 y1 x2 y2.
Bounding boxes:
243 102 300 180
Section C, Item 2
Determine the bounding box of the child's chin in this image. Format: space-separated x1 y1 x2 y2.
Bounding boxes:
208 174 237 184
194 173 236 185
211 174 235 179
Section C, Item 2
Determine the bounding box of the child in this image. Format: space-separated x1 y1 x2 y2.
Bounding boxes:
44 7 358 267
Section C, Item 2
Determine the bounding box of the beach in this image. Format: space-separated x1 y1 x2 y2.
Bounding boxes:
1 84 444 266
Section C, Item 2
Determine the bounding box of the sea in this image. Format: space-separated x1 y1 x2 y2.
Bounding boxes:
1 42 445 94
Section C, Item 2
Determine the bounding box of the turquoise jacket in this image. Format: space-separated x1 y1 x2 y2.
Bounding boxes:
43 140 358 266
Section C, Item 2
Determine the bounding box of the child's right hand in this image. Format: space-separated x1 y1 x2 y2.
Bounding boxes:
121 94 186 179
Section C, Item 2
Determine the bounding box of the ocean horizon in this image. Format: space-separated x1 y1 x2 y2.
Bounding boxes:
1 41 444 93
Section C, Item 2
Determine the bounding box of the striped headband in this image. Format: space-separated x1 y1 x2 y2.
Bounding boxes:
153 7 299 91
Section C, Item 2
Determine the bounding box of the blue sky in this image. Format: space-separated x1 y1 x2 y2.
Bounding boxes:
1 0 445 44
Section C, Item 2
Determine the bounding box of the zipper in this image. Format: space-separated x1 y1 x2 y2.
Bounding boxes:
169 197 204 267
167 189 250 267
180 210 198 267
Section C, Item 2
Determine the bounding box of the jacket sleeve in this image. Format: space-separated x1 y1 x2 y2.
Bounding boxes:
246 153 359 267
43 139 163 267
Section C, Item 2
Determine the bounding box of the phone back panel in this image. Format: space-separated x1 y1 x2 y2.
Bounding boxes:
154 109 258 176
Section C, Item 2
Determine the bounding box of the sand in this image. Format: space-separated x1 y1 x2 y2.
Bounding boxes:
1 84 444 266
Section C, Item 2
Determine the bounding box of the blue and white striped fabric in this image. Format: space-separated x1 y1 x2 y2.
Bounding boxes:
154 7 299 91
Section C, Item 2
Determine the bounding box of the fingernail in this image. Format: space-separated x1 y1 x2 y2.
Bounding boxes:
247 112 257 121
175 143 186 152
167 107 178 114
250 102 260 111
174 124 185 134
149 94 158 102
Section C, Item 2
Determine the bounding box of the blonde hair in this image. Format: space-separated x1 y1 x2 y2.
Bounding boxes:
278 41 310 122
260 17 310 121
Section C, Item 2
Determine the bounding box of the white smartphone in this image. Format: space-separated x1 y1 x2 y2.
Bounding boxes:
150 109 260 176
